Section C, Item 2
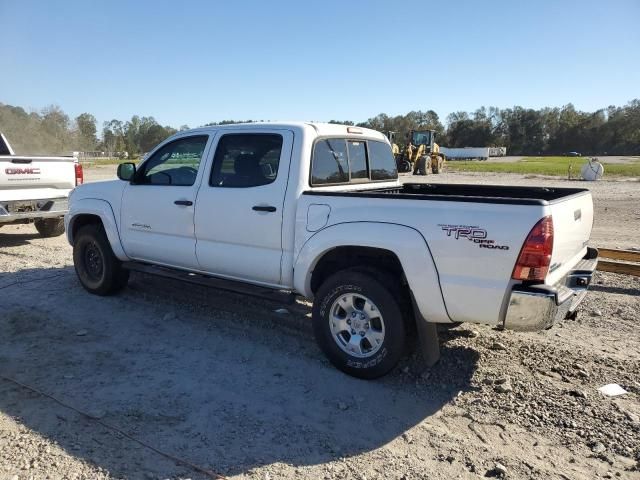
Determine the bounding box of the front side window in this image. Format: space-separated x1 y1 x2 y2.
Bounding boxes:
210 134 283 188
311 138 397 185
136 135 208 186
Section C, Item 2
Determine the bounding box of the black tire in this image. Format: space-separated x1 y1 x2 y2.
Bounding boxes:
73 224 129 295
413 156 429 175
34 218 65 237
432 155 445 174
312 269 407 379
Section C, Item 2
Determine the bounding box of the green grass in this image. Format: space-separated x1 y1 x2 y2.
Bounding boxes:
446 156 640 177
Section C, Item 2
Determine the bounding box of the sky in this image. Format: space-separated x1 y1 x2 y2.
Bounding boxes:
1 0 639 129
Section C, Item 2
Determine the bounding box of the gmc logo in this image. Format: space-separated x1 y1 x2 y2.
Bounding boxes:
5 168 41 175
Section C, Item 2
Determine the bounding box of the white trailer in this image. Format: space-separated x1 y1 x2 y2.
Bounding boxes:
440 147 490 160
489 146 507 157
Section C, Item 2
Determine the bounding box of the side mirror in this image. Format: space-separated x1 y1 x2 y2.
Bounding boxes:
117 162 136 181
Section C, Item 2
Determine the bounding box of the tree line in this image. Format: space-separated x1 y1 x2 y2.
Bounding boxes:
0 103 185 157
1 99 638 157
344 99 640 155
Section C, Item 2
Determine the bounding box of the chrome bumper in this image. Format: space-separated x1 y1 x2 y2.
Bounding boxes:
503 247 598 331
0 197 68 224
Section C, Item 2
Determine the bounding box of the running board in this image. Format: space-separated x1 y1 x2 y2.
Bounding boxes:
122 262 296 305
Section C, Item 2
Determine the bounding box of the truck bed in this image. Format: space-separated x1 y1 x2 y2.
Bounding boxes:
300 179 594 324
305 183 590 206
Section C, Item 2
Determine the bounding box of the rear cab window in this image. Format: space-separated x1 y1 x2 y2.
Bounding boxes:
310 138 397 186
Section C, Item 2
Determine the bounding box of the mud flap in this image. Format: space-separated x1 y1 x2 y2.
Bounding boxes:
409 294 441 368
416 319 440 367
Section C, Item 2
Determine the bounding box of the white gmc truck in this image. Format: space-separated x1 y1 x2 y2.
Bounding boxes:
1 132 83 236
65 123 598 378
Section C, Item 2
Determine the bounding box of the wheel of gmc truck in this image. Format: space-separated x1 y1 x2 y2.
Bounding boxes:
34 218 65 237
73 224 129 295
312 269 407 379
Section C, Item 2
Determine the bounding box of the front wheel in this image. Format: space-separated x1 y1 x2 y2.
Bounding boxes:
73 224 129 295
312 269 407 379
34 218 65 237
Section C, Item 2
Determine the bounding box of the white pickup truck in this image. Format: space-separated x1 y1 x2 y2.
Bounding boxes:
65 123 598 378
1 132 82 236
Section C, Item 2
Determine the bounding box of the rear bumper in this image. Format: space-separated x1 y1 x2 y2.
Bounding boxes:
0 197 68 224
503 247 598 331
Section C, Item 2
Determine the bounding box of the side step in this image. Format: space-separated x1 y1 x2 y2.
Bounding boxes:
122 262 296 305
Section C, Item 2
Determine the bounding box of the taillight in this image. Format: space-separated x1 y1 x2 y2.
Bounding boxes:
512 216 554 282
75 163 84 186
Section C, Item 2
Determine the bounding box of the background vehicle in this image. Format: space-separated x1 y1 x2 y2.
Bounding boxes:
439 146 490 161
0 132 82 237
387 130 445 174
65 123 597 379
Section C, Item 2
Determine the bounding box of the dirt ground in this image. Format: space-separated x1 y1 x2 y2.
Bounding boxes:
0 168 638 480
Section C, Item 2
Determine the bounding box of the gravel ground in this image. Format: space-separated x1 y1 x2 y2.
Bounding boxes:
0 169 638 479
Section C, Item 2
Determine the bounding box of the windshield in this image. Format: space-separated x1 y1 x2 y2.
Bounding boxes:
412 131 433 146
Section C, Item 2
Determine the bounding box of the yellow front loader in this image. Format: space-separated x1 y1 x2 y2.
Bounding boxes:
389 130 445 175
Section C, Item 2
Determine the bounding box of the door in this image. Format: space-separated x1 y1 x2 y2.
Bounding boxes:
195 130 293 285
120 134 210 269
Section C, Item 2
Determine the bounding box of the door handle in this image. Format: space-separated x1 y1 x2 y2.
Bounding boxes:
174 200 193 206
252 205 276 212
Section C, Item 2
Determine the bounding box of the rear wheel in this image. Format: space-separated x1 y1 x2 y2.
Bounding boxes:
34 218 65 237
312 269 407 379
73 224 129 295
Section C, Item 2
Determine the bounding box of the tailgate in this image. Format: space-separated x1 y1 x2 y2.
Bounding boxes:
546 190 594 285
0 156 76 194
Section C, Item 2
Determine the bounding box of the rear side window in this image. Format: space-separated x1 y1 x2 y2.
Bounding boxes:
311 138 397 185
311 139 349 185
368 140 398 181
210 134 283 188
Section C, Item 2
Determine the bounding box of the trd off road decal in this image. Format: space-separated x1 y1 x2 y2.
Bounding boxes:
438 224 510 250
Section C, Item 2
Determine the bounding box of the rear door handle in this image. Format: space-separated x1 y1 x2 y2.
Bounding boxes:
174 200 193 206
252 205 276 212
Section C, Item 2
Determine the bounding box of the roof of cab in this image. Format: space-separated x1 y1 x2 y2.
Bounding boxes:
181 122 387 142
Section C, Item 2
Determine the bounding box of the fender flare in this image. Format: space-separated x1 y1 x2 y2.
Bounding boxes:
294 222 452 323
65 198 129 261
